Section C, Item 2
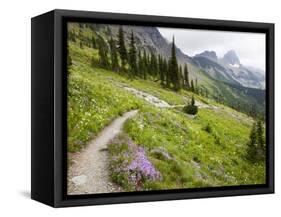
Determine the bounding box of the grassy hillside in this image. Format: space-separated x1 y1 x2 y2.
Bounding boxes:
68 23 264 117
67 30 266 191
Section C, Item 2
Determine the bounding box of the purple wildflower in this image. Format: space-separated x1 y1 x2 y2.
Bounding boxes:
109 134 162 190
127 147 162 184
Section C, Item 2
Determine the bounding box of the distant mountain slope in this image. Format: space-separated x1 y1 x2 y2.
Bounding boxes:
193 55 241 86
94 24 196 65
193 50 265 89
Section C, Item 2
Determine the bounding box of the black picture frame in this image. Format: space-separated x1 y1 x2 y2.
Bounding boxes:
31 9 274 207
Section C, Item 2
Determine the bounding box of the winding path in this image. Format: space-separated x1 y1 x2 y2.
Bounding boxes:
123 86 216 109
68 110 138 195
67 84 216 195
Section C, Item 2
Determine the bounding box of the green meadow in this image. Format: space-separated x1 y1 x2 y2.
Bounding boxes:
67 23 266 192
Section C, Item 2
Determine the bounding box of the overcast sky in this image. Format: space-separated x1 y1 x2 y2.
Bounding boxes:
158 27 266 71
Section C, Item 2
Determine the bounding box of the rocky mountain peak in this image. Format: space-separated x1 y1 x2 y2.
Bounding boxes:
195 50 218 60
223 50 240 65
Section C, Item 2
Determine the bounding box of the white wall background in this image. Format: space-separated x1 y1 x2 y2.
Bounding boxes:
0 0 279 215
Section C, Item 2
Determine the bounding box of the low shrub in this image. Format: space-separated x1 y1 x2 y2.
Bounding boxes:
183 104 198 115
183 95 198 115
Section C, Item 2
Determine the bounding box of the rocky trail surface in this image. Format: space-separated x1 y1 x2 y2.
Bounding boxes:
122 85 216 109
68 110 138 195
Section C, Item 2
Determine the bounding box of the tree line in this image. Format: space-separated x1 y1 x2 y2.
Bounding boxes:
69 26 199 93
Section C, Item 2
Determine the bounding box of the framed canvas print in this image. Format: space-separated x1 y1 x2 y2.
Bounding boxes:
31 9 274 207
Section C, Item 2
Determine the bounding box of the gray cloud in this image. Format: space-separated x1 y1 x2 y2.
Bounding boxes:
158 27 265 71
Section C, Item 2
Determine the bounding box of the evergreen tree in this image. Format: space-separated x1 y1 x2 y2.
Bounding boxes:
137 50 143 77
143 50 148 80
98 46 109 68
156 54 160 80
246 120 265 163
150 52 157 78
91 35 97 49
148 54 152 76
256 119 266 155
109 37 119 71
128 31 137 78
166 59 171 88
163 58 168 87
184 64 190 89
158 55 165 85
97 37 109 69
183 95 198 115
179 65 183 88
190 79 195 92
118 27 127 70
195 78 198 93
191 95 195 106
169 36 181 91
247 122 258 162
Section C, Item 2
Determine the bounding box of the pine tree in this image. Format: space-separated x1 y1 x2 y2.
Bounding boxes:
247 122 258 162
179 65 183 88
246 119 265 163
98 46 109 68
191 95 195 106
184 64 190 89
158 54 161 80
109 37 119 71
195 78 198 93
97 37 109 69
163 58 168 87
183 95 198 115
91 35 97 49
166 59 171 88
190 79 195 92
118 27 127 70
159 55 165 85
148 54 152 76
137 50 143 77
128 31 137 78
150 52 157 78
256 119 266 158
143 50 148 80
169 36 181 91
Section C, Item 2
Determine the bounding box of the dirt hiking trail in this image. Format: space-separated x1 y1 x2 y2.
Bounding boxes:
68 109 138 195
